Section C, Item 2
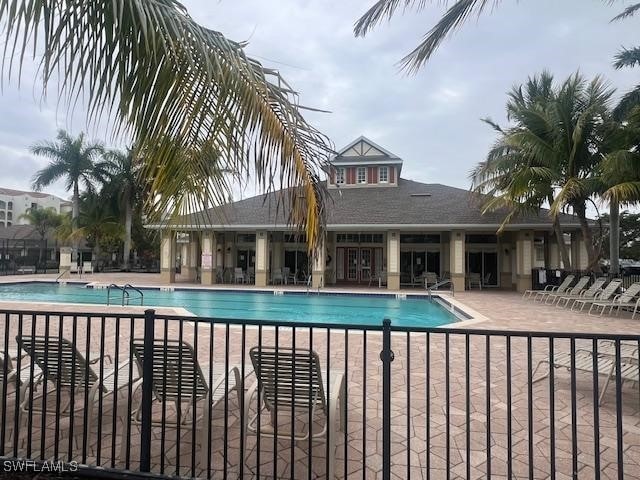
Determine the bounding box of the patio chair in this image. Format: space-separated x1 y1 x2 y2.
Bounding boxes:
283 267 296 285
424 272 438 289
83 261 94 274
369 269 387 288
588 282 640 318
69 263 80 274
543 276 590 305
571 279 622 312
532 340 639 405
467 273 482 290
124 339 243 459
522 274 574 300
234 267 246 284
271 268 284 285
243 346 346 480
247 266 255 284
555 277 607 309
526 274 575 302
16 335 129 442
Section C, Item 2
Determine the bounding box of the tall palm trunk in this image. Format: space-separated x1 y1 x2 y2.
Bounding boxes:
123 200 132 271
72 180 80 265
574 203 602 273
609 201 620 275
552 216 572 269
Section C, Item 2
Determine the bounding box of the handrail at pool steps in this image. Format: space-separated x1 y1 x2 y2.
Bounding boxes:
106 283 144 306
426 278 454 299
0 307 639 480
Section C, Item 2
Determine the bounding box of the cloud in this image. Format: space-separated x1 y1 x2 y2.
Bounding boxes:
0 0 637 200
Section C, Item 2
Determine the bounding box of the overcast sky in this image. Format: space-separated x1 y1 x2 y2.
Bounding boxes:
0 0 638 202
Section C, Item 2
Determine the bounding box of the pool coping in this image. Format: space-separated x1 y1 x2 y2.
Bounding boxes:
0 278 486 328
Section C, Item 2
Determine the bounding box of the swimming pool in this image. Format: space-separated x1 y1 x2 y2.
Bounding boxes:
0 282 464 327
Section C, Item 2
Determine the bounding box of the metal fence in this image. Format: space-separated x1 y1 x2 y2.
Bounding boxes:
0 239 59 275
1 308 639 479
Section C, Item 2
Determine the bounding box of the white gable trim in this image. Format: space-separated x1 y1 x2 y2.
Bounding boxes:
334 135 401 160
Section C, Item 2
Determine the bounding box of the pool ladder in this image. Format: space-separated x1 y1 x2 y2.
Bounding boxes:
107 284 144 306
426 279 454 300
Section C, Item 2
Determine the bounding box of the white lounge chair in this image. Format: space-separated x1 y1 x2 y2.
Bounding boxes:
589 282 640 317
124 338 243 460
271 268 284 285
244 346 346 479
555 277 607 308
16 335 129 443
82 261 94 274
544 276 590 305
467 272 482 290
424 272 439 289
69 263 80 274
234 267 246 284
571 279 622 311
532 340 639 404
523 274 575 300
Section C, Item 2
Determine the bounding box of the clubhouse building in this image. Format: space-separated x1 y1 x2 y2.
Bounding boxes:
151 137 586 292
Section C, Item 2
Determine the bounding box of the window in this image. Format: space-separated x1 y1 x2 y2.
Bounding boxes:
0 200 5 209
6 212 11 221
535 244 545 262
400 234 441 244
7 201 12 210
379 166 389 183
0 212 4 220
357 167 367 184
30 202 38 210
336 233 383 244
236 233 256 244
284 234 307 243
335 167 345 185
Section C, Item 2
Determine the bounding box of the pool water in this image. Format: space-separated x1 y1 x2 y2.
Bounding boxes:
0 282 461 327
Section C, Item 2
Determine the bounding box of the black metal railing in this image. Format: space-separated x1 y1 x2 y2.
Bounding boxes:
1 308 639 479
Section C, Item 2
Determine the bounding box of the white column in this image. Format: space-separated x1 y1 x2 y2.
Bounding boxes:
312 235 326 289
449 230 465 291
201 232 215 284
160 231 176 284
386 230 400 290
255 231 269 287
516 230 534 293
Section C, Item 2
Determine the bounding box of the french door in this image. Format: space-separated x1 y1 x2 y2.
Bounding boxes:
466 250 498 287
337 247 379 283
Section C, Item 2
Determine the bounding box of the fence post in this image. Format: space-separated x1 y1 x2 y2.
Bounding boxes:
140 309 155 472
380 318 394 480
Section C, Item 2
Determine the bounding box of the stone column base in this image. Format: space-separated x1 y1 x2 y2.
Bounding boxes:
255 271 268 287
450 273 465 293
312 270 324 289
387 273 400 291
500 272 514 290
516 274 532 293
180 266 196 282
160 269 175 284
201 269 215 285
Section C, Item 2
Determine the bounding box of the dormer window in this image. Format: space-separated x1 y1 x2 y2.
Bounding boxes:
336 167 346 185
379 166 389 183
357 167 367 184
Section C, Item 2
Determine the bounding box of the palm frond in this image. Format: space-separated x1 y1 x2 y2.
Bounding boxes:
614 46 640 69
611 2 640 22
0 0 332 250
354 0 427 37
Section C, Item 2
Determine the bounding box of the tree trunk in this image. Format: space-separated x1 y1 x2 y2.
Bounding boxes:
123 200 132 271
553 216 572 269
609 201 620 275
574 203 601 273
72 181 80 266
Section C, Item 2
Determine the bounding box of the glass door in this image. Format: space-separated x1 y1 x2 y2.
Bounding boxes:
360 248 372 282
347 248 358 281
483 251 498 286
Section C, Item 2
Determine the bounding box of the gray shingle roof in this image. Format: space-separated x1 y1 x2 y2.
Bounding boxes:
168 178 582 231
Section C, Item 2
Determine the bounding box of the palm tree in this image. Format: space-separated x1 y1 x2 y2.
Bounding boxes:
355 1 639 73
102 148 144 271
31 130 106 229
1 0 331 250
19 207 63 267
471 72 614 272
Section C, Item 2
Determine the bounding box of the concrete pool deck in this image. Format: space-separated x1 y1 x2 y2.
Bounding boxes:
0 273 639 479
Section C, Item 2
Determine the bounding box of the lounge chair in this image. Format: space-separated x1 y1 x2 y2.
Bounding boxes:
522 274 575 300
424 272 438 289
69 263 80 274
570 278 622 311
467 273 482 290
543 276 590 305
589 282 640 317
234 267 246 284
16 335 129 442
271 268 284 285
532 340 639 404
369 269 387 287
555 277 608 308
124 338 243 459
283 267 297 285
243 346 346 479
82 261 94 274
0 349 41 400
